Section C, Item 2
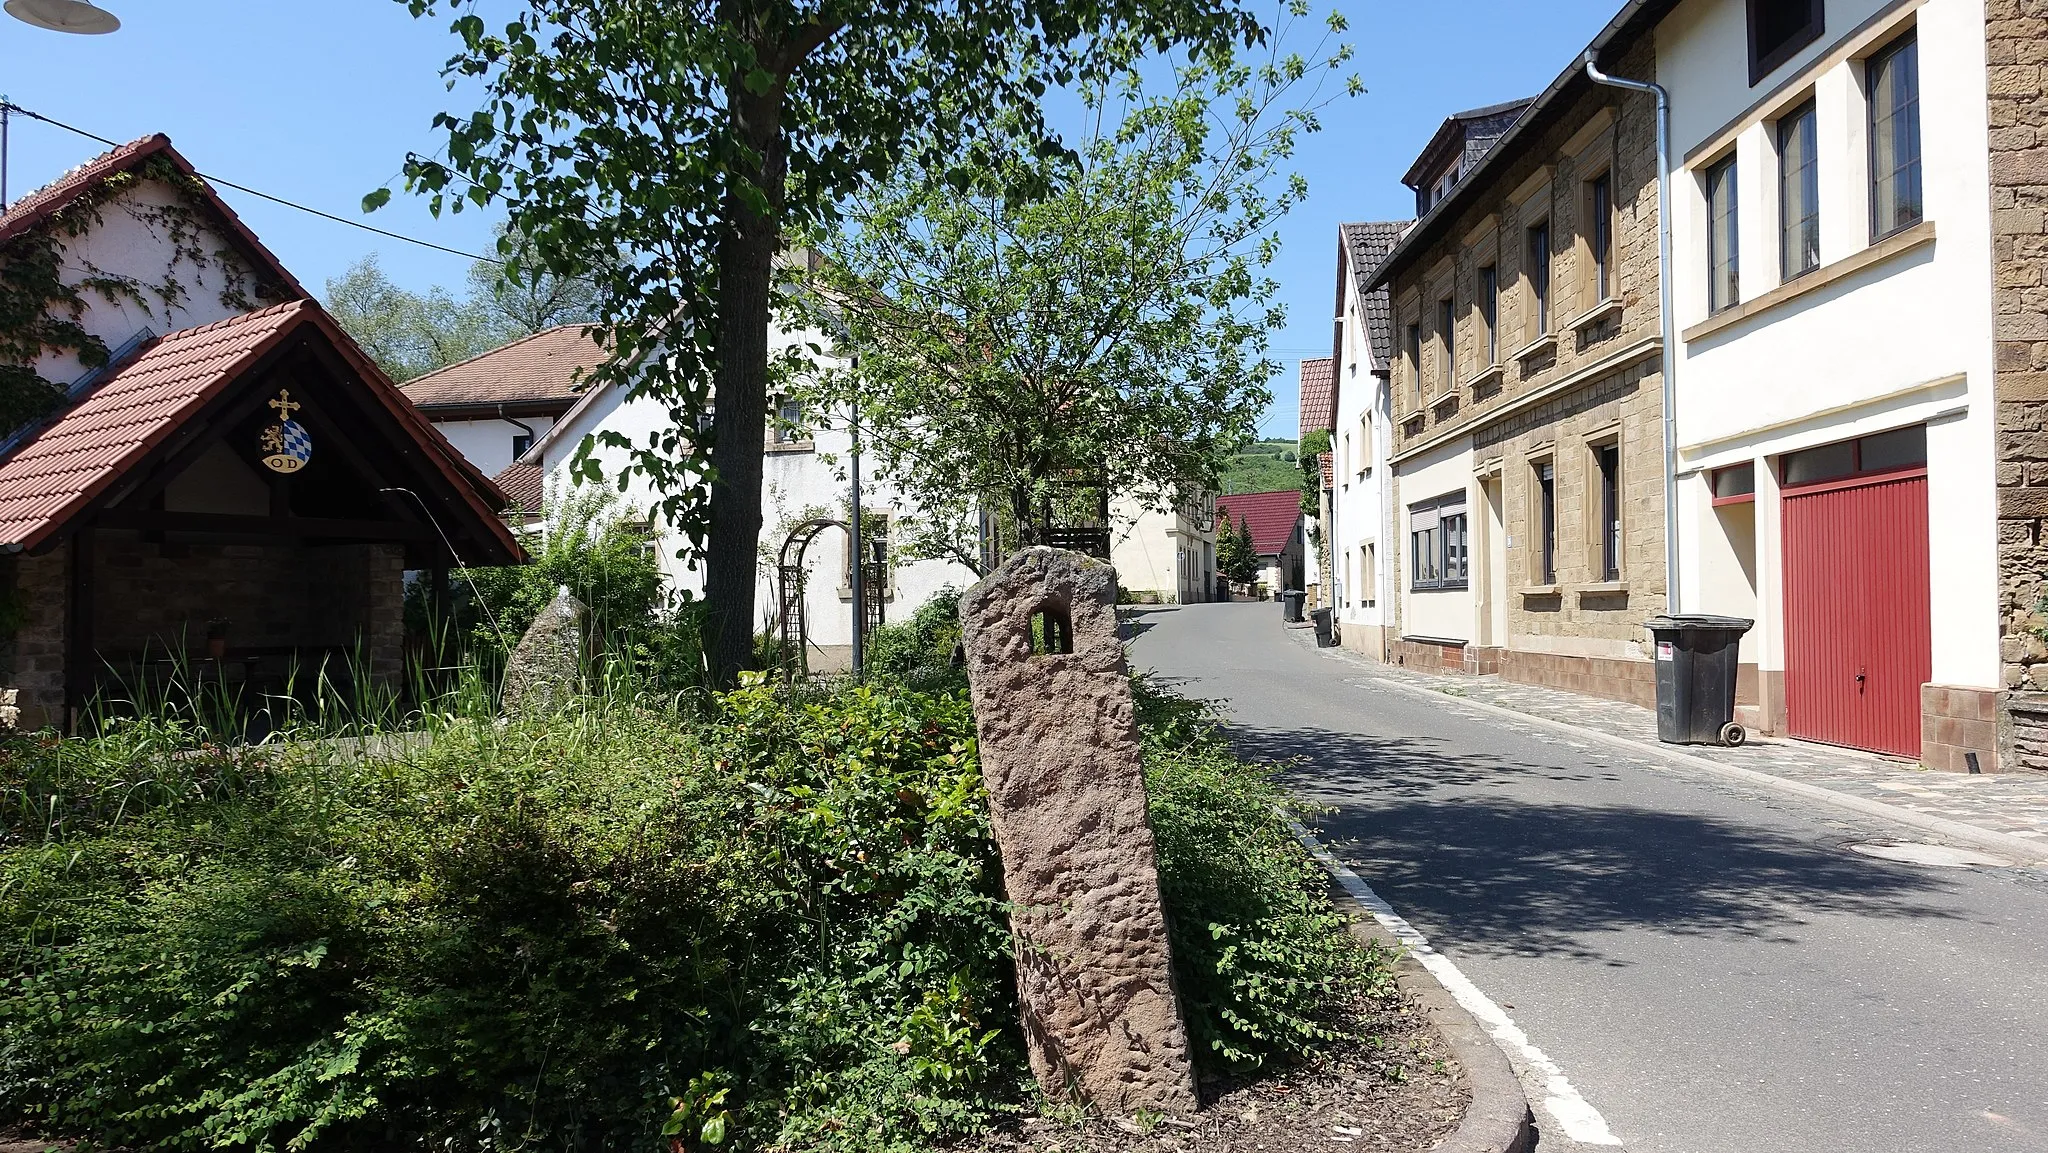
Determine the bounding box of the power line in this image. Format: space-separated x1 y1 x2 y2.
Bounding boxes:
0 101 500 265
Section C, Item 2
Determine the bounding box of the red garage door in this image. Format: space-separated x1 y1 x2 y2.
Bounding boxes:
1780 436 1930 757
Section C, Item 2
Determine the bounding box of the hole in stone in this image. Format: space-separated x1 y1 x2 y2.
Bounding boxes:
1028 602 1073 655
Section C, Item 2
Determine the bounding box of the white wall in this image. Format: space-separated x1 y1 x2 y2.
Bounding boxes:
1110 495 1217 603
1660 0 1998 688
532 326 977 659
1329 250 1395 638
31 180 272 385
1396 437 1476 642
434 416 558 481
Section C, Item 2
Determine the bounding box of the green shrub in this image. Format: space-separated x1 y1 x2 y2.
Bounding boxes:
0 674 1381 1151
862 587 964 691
1137 675 1390 1069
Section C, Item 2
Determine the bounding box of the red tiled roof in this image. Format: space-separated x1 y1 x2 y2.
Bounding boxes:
401 324 610 411
0 133 309 301
1297 357 1335 438
493 461 544 514
0 302 306 549
1216 489 1301 558
0 301 523 564
1319 454 1334 490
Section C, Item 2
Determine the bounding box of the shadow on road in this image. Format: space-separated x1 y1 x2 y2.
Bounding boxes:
1229 720 1969 965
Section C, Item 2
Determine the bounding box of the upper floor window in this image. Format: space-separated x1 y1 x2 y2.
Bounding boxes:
1437 297 1456 390
1526 221 1551 335
511 432 534 459
1589 172 1615 305
772 395 805 443
1868 31 1923 241
1748 0 1823 86
1778 100 1820 280
1478 264 1499 365
1706 155 1740 313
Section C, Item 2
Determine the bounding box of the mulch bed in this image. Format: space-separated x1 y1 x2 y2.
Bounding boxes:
956 989 1469 1153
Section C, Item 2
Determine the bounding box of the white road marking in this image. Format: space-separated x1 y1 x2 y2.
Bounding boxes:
1291 820 1625 1147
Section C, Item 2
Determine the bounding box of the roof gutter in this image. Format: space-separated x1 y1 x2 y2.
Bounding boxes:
1582 50 1682 615
1365 0 1663 293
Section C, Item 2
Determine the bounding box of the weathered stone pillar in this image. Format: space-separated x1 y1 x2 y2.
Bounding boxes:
500 586 586 717
958 547 1197 1114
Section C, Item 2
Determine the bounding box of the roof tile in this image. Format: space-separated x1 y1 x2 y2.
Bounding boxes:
1341 221 1410 370
0 302 306 548
1216 489 1302 558
400 325 609 409
1297 357 1335 438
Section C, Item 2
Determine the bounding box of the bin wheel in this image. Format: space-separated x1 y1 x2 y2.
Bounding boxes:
1720 722 1747 747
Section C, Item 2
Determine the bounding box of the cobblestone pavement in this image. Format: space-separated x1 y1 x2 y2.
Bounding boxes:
1284 624 2048 845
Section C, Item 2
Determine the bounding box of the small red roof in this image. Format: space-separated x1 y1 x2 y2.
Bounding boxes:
492 461 544 515
0 133 309 302
0 300 521 562
401 325 610 411
1216 489 1301 558
1319 454 1334 491
1297 357 1335 437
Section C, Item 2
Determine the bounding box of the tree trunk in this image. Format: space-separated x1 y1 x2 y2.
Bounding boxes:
703 67 787 687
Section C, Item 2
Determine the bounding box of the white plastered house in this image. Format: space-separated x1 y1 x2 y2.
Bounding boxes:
1326 221 1409 658
1658 0 1998 766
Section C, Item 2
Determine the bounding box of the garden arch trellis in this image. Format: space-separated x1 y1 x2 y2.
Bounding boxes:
776 517 851 677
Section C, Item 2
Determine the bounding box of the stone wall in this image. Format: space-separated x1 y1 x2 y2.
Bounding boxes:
1384 30 1666 700
1987 2 2048 768
5 549 70 730
0 532 406 730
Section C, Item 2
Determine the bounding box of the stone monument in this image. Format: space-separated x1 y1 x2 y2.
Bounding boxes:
500 586 586 718
957 547 1198 1113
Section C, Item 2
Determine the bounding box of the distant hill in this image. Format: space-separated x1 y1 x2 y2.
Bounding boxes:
1218 438 1300 495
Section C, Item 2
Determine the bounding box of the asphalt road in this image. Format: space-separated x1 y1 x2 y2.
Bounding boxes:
1128 601 2048 1153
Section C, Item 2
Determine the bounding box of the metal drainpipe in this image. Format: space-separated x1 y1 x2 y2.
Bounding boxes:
1584 51 1682 615
497 404 536 458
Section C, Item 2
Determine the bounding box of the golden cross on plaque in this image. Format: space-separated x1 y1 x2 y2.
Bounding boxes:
268 389 301 420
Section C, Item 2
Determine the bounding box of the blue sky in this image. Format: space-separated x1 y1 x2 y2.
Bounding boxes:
1 0 1621 440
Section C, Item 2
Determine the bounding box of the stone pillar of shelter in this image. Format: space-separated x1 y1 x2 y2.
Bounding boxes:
957 547 1197 1114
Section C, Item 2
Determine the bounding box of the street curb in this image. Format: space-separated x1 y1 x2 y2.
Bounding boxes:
1287 627 2048 869
1294 826 1537 1153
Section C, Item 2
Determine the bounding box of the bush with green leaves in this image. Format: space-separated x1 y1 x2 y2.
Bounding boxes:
861 587 965 692
0 673 1383 1151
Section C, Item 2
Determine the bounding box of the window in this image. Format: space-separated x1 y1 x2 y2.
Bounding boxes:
1706 155 1740 312
1712 462 1757 505
1747 0 1823 85
1782 425 1927 487
1409 495 1469 591
1595 443 1621 581
511 432 534 459
1363 543 1377 607
1438 297 1456 390
1526 221 1552 335
1406 322 1423 403
1342 433 1352 482
1588 172 1615 304
1533 460 1558 584
1478 264 1499 365
1778 100 1820 280
1358 412 1372 475
1868 31 1923 240
772 395 804 443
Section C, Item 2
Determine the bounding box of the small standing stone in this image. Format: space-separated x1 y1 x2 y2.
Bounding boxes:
501 586 586 717
958 547 1198 1114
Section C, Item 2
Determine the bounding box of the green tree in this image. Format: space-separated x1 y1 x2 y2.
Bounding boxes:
466 223 604 335
322 254 502 382
1219 513 1259 586
378 0 1267 685
1299 427 1330 517
804 16 1353 570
